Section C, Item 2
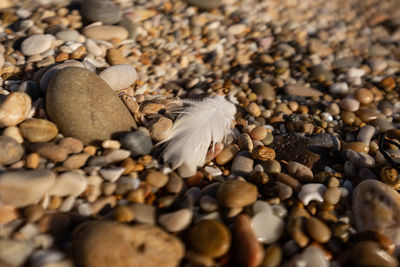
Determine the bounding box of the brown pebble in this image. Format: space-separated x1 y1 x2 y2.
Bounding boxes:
26 153 40 169
342 142 369 153
323 187 341 205
250 126 267 141
216 144 240 165
217 179 258 208
306 217 331 243
126 188 145 203
166 172 183 194
58 137 84 154
233 214 264 267
354 88 374 104
83 145 97 155
342 111 356 125
113 205 135 223
23 205 44 223
261 244 282 267
246 102 261 117
275 173 302 193
0 205 19 224
63 153 91 170
107 48 127 65
19 118 59 143
30 142 68 163
37 213 70 235
238 133 254 152
252 145 276 161
146 171 168 188
70 45 86 59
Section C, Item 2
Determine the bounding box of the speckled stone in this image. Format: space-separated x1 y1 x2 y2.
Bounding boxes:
19 118 58 143
0 92 31 127
0 136 24 165
81 0 122 25
46 67 136 144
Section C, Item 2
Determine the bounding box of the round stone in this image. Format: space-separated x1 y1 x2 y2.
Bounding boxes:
46 67 136 144
232 151 254 176
146 171 168 188
113 205 135 223
2 126 24 144
216 144 240 165
339 97 360 112
55 30 80 42
190 220 231 258
306 217 331 243
30 143 68 163
323 187 341 205
0 136 24 165
49 172 87 197
0 170 55 207
252 82 275 100
21 34 52 56
250 126 267 141
251 206 284 244
184 0 222 9
58 137 84 154
99 64 137 92
19 118 58 143
342 142 369 153
342 111 356 125
71 221 184 267
217 179 258 208
0 92 31 127
81 0 122 25
262 159 281 174
354 88 374 104
82 25 128 41
120 131 153 157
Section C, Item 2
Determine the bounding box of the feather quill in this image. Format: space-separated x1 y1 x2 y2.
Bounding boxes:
159 95 236 176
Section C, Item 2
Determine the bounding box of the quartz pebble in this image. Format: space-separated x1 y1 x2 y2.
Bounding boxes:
99 64 137 92
251 202 284 244
298 245 329 267
0 170 55 207
297 183 327 205
21 34 52 56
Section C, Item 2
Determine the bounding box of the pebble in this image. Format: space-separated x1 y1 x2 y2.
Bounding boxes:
306 217 331 243
287 161 313 183
199 195 218 212
310 65 335 82
216 144 240 165
353 179 400 251
58 137 83 154
231 152 254 176
55 30 80 42
233 214 265 267
342 142 369 153
0 136 24 165
329 82 349 94
146 171 168 188
356 125 375 144
251 202 284 244
262 159 281 174
99 167 125 182
49 171 87 197
158 208 193 232
0 239 33 266
131 203 156 225
323 187 341 205
250 126 267 141
46 67 136 144
0 92 31 127
81 0 122 25
120 131 153 157
113 205 135 223
184 0 222 9
346 150 375 168
252 82 275 100
238 133 253 151
82 25 128 41
103 149 131 164
63 153 91 170
339 97 360 112
189 220 231 258
148 116 173 141
39 60 85 93
297 183 327 205
19 118 58 143
71 221 184 267
0 169 55 207
217 179 258 208
99 64 137 91
261 244 282 267
106 48 127 65
3 126 23 144
354 88 374 104
30 142 68 162
284 84 323 97
0 53 3 68
348 241 398 267
21 34 52 56
298 245 329 267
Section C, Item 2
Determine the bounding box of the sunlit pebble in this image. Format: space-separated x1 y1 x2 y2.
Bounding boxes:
297 183 327 205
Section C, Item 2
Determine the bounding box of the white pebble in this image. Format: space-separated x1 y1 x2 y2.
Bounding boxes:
329 82 348 94
21 34 52 56
78 203 92 216
100 64 137 91
297 183 327 205
48 172 87 197
299 246 329 267
251 203 284 244
158 209 193 232
99 167 125 182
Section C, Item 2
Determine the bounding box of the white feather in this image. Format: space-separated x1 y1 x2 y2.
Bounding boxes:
159 95 236 175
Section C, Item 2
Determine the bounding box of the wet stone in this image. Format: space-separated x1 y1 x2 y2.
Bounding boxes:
217 179 258 208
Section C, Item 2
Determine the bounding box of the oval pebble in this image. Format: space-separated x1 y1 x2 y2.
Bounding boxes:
81 0 122 25
251 205 284 244
120 131 153 157
306 217 331 243
55 30 80 42
0 92 31 127
0 136 24 165
158 208 192 232
82 25 128 41
356 125 375 144
19 118 58 143
99 64 137 91
217 179 258 208
49 172 87 197
21 34 52 56
339 97 360 112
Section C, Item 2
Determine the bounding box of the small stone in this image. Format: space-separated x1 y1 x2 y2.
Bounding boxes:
99 167 125 182
63 153 91 170
342 141 369 153
30 142 68 162
261 244 282 267
184 0 222 9
131 203 156 225
120 131 153 157
309 65 335 82
58 137 84 154
2 126 24 143
158 209 193 232
82 25 128 41
339 97 360 112
49 171 87 197
346 150 375 168
298 183 327 205
233 214 264 267
217 179 258 208
0 169 55 207
0 205 19 224
113 205 135 223
0 92 31 127
306 217 331 243
17 80 41 101
252 82 275 100
246 102 261 117
106 48 127 65
299 246 329 267
284 84 322 97
71 221 184 267
166 173 183 194
251 202 284 244
329 82 349 94
190 220 231 258
354 88 374 104
0 240 33 266
23 205 45 223
287 161 313 183
250 126 267 141
103 149 131 163
100 64 137 91
231 151 254 177
46 67 136 144
262 159 281 174
357 125 375 144
19 118 58 143
238 133 253 151
81 0 122 24
55 30 80 41
148 116 173 142
21 34 52 56
0 136 24 165
216 144 240 165
146 171 168 188
323 187 341 205
36 213 70 235
252 145 276 161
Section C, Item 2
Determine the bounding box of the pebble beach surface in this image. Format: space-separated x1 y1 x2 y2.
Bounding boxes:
1 0 400 266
